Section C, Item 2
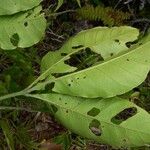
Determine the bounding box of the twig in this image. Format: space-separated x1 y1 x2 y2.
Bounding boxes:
131 18 150 24
0 106 37 112
48 10 76 17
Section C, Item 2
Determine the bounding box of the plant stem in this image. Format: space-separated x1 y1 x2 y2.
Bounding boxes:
0 91 25 101
48 10 76 17
0 106 37 112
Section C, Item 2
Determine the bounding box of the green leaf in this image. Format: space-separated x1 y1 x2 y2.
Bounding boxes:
55 0 64 11
0 6 46 50
39 26 150 98
55 0 81 11
30 93 150 148
76 0 81 7
0 119 15 150
0 0 41 15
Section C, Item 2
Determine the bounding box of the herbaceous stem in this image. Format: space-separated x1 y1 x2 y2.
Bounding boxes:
0 91 26 101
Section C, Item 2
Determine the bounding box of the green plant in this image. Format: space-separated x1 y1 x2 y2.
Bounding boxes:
0 26 150 148
0 0 46 50
77 5 131 26
0 118 39 149
55 0 81 11
0 1 46 148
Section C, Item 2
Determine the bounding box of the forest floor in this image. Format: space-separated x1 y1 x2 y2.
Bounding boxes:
0 0 150 149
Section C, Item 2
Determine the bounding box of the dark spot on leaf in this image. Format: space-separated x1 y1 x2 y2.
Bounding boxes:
72 45 84 49
68 84 71 87
61 53 68 56
51 105 58 113
89 119 102 136
126 42 133 48
126 41 136 48
110 53 114 56
114 39 119 43
123 139 127 142
65 103 67 105
51 73 61 78
77 77 79 80
139 43 142 45
83 76 86 79
65 47 103 70
26 11 32 18
111 107 137 125
10 33 19 46
71 80 73 82
87 107 100 117
51 72 72 78
24 22 28 27
40 78 47 82
66 110 69 113
126 40 138 48
45 82 55 91
126 59 129 61
59 98 61 100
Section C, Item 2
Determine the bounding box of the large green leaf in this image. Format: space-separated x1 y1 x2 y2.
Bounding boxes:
0 0 41 15
30 93 150 148
39 26 150 98
0 6 46 50
140 29 150 44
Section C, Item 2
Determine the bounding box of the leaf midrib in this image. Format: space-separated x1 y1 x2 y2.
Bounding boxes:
47 41 150 83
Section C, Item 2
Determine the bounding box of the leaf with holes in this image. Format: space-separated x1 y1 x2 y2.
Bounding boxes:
29 93 150 148
35 26 150 98
0 0 41 15
0 6 46 50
